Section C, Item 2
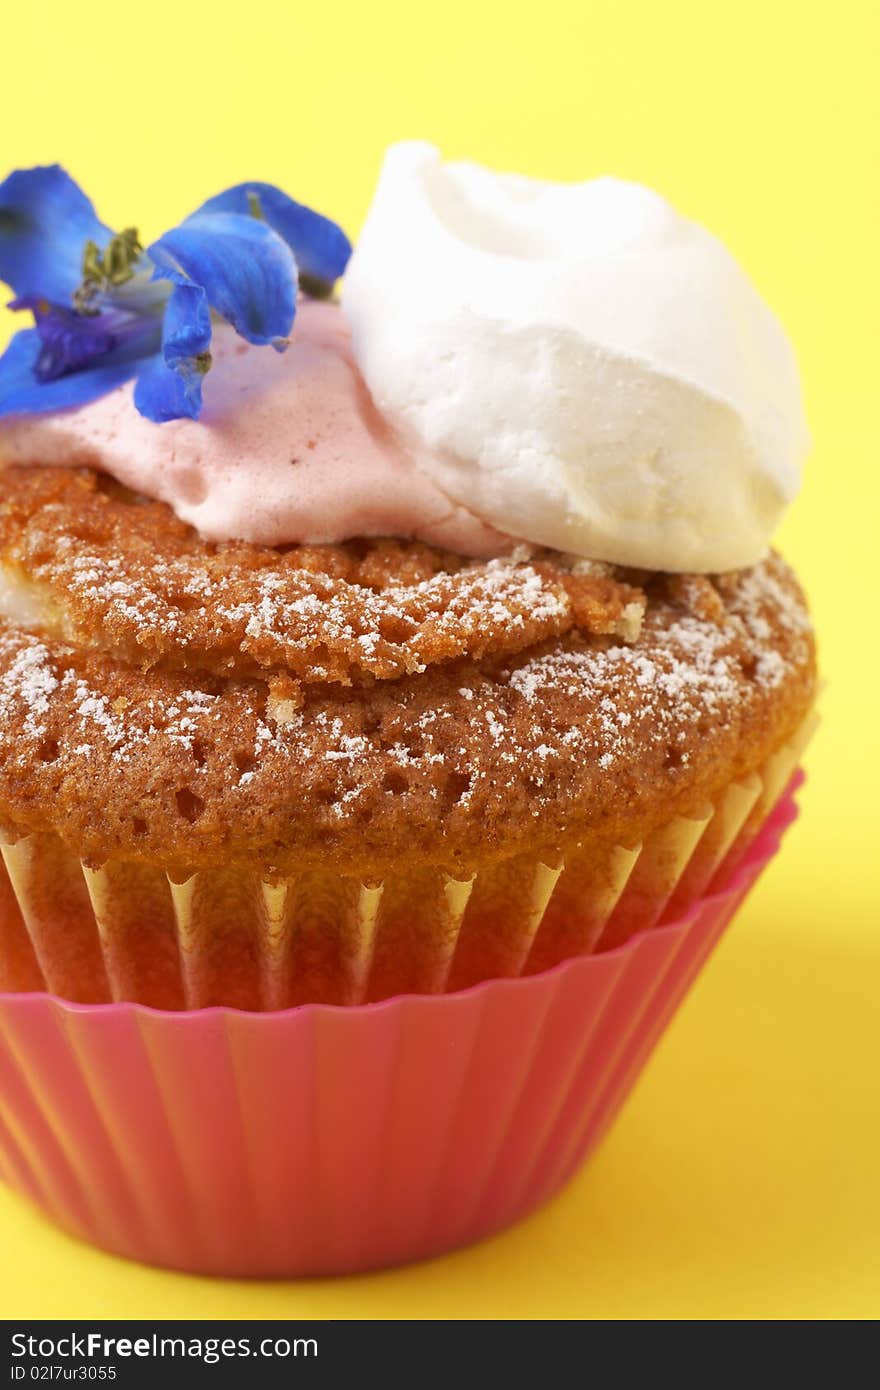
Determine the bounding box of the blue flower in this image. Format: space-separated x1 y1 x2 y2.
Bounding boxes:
0 166 352 423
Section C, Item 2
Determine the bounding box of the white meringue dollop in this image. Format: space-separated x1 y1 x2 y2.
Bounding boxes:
343 142 809 573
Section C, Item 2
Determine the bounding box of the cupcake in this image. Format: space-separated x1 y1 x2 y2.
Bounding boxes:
0 145 817 1274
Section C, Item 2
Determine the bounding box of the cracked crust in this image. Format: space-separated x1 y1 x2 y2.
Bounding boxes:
0 466 817 878
0 467 645 693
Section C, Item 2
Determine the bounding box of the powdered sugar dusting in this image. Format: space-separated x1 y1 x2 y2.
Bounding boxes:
0 548 815 871
0 642 59 741
0 471 644 690
21 541 586 686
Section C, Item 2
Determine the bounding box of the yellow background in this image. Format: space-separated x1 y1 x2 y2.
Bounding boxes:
1 0 877 1321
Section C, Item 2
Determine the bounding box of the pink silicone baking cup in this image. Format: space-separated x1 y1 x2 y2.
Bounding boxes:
0 783 799 1278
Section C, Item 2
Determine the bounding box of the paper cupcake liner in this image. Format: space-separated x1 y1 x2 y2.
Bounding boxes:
0 716 816 1010
0 787 798 1277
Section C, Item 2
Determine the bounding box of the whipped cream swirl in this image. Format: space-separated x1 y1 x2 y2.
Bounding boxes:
344 142 809 572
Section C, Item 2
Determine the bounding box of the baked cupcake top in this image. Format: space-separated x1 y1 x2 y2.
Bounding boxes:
0 147 816 877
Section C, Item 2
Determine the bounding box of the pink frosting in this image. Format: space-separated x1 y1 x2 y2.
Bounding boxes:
0 300 505 555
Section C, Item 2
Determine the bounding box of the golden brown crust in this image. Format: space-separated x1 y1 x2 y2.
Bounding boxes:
0 468 644 693
0 467 817 878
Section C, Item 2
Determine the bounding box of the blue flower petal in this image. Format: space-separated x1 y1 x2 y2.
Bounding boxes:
160 279 211 371
0 328 140 417
0 170 348 425
133 353 204 423
0 166 111 305
148 212 297 348
132 280 212 423
191 182 351 289
10 296 117 381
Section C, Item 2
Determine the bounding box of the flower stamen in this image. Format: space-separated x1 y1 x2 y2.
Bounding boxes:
74 227 143 313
